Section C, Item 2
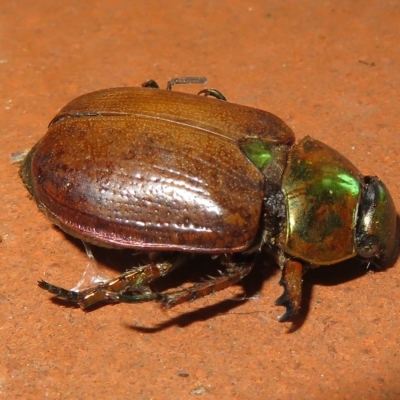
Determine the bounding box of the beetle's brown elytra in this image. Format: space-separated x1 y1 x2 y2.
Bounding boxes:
20 77 398 322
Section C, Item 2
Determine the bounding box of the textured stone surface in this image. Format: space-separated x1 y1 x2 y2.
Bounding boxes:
1 1 400 398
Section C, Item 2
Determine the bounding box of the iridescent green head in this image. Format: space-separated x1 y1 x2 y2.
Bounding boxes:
356 176 398 266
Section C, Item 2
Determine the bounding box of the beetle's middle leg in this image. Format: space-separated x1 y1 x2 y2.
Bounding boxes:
156 257 254 308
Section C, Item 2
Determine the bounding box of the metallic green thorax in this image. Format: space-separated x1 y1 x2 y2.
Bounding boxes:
282 137 363 264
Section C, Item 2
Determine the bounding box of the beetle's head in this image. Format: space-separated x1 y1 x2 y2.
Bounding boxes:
356 176 398 268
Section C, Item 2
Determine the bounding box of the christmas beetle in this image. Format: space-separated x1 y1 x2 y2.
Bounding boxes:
19 77 398 322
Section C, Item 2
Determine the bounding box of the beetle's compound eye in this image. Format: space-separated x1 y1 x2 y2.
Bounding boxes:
356 176 398 266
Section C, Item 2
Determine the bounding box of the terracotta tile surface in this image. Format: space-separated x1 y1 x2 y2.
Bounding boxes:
1 1 400 399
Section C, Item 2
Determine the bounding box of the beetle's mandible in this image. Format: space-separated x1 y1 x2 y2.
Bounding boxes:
19 77 398 322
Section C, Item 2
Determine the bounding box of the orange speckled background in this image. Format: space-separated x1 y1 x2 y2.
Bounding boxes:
1 1 400 399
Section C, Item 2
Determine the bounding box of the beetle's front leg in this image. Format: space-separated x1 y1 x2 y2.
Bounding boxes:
275 259 306 322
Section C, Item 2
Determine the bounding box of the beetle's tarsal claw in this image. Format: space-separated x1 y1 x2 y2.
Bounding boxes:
275 260 303 322
38 280 79 302
278 307 297 323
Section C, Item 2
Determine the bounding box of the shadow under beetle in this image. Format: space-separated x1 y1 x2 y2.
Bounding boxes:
19 77 398 322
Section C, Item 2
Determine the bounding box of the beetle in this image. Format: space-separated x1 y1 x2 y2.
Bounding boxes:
19 77 398 322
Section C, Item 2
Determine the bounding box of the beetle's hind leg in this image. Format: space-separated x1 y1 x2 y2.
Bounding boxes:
39 255 187 308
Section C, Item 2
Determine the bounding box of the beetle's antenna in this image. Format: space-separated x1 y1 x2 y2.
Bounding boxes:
166 77 207 90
